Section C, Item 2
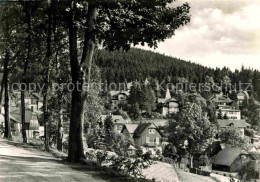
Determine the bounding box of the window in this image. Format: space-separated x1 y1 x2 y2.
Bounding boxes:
146 137 150 143
149 129 155 133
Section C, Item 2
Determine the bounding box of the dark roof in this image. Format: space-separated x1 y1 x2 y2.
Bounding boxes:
210 94 233 103
133 123 153 138
122 124 139 134
217 119 247 128
157 98 177 104
141 119 169 127
212 147 241 166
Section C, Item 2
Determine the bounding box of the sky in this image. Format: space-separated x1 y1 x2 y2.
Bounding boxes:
137 0 260 71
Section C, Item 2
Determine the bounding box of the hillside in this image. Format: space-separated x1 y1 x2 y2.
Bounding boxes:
95 48 260 100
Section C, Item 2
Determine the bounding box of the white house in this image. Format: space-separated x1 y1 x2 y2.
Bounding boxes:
217 119 247 137
216 105 241 120
157 88 179 117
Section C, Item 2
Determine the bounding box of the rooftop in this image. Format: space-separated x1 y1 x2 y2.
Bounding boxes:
217 119 247 128
212 147 241 166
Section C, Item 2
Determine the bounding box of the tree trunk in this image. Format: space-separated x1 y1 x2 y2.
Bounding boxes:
190 155 194 169
67 3 98 162
21 2 32 144
43 0 53 151
0 69 5 114
3 50 11 139
57 92 63 151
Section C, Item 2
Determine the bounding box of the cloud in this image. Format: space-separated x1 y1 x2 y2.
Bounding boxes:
137 0 260 71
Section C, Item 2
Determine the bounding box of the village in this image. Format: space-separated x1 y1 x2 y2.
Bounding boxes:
0 0 260 181
1 77 260 181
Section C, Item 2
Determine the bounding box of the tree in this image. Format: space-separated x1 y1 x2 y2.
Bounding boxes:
167 99 217 168
163 143 177 160
0 3 24 139
217 109 223 119
219 127 247 148
62 0 190 162
223 113 229 119
241 97 260 128
128 103 141 120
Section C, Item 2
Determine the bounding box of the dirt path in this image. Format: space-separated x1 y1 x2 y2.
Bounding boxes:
0 139 108 182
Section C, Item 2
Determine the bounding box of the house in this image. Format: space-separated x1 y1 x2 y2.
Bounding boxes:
216 105 241 120
133 123 162 147
217 119 247 137
209 93 233 108
212 147 254 172
237 90 249 106
101 114 130 133
10 107 41 138
157 88 179 117
109 91 130 110
122 122 163 148
12 91 43 111
0 109 22 136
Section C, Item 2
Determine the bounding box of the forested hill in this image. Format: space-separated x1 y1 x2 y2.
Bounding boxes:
95 48 260 99
96 48 215 83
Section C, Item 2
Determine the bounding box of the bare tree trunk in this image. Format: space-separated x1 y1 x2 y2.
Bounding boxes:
3 50 11 139
67 1 98 162
43 0 53 151
57 92 63 151
190 155 194 169
21 2 32 144
0 70 5 114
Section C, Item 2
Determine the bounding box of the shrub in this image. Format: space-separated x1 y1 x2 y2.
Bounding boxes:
156 149 161 155
109 153 152 178
245 128 255 137
97 151 108 165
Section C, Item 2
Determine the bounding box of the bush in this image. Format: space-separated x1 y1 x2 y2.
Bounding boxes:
245 128 255 137
109 153 152 178
97 151 108 165
156 149 161 155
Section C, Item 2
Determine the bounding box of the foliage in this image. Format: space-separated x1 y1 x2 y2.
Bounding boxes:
241 97 260 128
244 128 255 138
167 94 217 160
96 151 108 165
162 143 177 160
238 160 260 181
219 127 247 148
217 109 223 119
109 153 152 178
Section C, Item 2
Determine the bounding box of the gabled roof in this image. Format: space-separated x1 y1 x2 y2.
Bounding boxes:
212 147 241 166
158 98 177 104
101 114 128 124
109 90 130 97
141 119 169 127
122 124 139 134
133 123 152 138
237 90 249 99
210 94 233 103
217 119 247 128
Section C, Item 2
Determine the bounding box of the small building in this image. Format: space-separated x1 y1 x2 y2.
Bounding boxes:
101 114 130 133
209 93 233 108
216 105 241 120
133 123 162 147
10 107 40 138
157 88 179 117
237 90 249 106
212 147 254 172
127 145 137 156
217 119 247 137
109 91 130 110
